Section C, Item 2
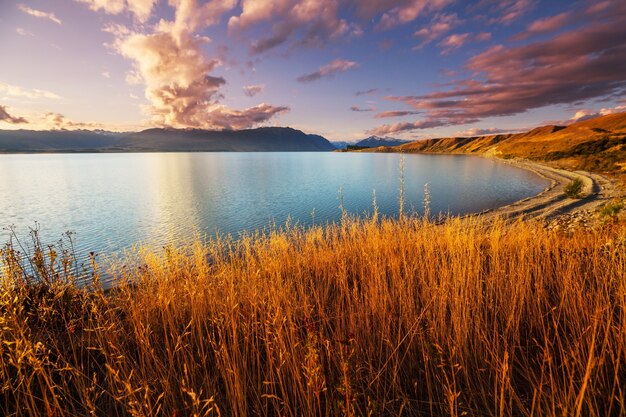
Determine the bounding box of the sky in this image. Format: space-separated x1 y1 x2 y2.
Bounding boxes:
0 0 625 141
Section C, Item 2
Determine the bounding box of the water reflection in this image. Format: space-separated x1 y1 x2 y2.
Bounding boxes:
0 152 549 257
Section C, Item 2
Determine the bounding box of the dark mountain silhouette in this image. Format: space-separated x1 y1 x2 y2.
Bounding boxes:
0 127 335 153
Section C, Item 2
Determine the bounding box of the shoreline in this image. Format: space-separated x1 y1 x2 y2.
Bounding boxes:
362 148 621 221
481 158 619 221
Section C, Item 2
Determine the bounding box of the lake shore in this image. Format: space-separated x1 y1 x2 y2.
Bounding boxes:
477 157 621 221
358 144 622 222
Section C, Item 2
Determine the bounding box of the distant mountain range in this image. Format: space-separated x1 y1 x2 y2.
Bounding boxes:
332 136 409 149
0 127 336 153
362 112 626 172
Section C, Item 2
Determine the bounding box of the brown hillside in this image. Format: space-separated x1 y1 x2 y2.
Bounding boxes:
374 112 626 172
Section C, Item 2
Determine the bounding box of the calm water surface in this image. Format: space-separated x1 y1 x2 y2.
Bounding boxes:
0 152 548 256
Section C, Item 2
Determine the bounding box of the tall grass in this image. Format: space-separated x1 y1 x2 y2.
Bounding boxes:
1 214 625 416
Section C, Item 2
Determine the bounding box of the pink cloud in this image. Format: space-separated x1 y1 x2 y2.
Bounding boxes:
18 4 62 24
438 32 491 54
227 0 450 54
455 127 518 136
413 13 460 49
0 105 28 124
376 0 452 30
370 0 626 134
375 110 421 118
513 12 574 41
486 0 535 25
104 1 287 130
369 119 447 136
297 59 359 83
228 0 356 54
74 0 158 22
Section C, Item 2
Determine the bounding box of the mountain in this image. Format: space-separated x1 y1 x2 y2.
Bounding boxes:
0 129 123 152
354 136 409 148
365 112 626 172
0 126 336 153
330 141 355 150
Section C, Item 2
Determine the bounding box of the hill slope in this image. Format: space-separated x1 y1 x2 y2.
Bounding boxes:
0 127 335 153
370 112 626 172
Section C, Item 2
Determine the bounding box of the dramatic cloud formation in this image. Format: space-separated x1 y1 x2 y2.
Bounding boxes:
375 110 421 118
229 0 355 54
0 105 28 124
0 83 61 100
297 59 359 83
74 0 157 22
107 0 287 130
17 4 62 24
372 0 626 134
243 84 264 97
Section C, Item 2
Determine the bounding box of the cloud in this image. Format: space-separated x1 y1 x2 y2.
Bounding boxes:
223 1 452 54
101 71 111 79
105 1 287 130
0 82 61 100
355 88 378 96
243 84 265 97
369 119 447 136
74 0 157 22
297 59 359 83
0 105 28 124
438 32 491 54
17 4 62 24
455 127 516 136
16 27 34 37
479 0 535 25
413 13 460 49
513 11 574 40
43 112 103 129
193 103 289 130
350 106 375 112
371 1 626 134
376 0 453 30
228 0 356 54
568 105 626 123
375 110 421 118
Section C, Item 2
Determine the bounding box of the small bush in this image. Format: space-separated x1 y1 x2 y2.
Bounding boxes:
599 200 624 220
564 178 584 198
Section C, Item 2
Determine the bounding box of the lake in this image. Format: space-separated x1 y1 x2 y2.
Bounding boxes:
0 152 548 257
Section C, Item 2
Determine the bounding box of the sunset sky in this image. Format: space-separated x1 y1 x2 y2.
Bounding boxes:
0 0 625 141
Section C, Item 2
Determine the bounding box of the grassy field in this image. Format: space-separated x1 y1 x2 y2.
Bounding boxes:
1 214 625 416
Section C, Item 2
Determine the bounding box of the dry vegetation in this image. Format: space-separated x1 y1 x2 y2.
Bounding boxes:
1 213 626 416
366 112 626 173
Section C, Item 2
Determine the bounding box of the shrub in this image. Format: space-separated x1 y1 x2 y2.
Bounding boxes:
564 178 584 198
599 200 624 220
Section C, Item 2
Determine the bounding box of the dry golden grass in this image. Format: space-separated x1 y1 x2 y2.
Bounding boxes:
1 214 625 416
